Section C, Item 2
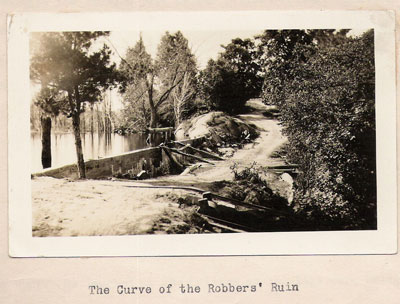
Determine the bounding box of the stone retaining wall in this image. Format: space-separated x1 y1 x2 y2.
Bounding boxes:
33 137 205 179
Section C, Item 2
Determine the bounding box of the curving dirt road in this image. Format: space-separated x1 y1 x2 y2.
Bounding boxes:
154 98 287 185
32 99 288 236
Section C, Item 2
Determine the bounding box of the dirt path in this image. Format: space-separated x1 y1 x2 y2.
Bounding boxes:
32 99 288 236
151 99 287 185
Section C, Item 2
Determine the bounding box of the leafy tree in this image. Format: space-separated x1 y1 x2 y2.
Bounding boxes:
30 32 117 178
118 36 152 131
199 38 263 114
256 30 315 106
119 32 195 129
261 30 376 229
257 29 350 106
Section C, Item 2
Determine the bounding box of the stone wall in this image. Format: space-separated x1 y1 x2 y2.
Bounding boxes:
33 137 205 180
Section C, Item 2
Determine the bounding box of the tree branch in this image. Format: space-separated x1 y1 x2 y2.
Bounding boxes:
155 70 186 108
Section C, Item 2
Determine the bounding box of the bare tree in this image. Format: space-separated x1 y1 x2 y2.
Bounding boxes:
171 72 196 127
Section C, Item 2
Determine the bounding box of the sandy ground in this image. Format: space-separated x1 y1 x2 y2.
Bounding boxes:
32 177 199 236
32 99 288 236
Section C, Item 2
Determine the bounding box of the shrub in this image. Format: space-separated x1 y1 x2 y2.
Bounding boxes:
230 162 266 186
261 30 376 229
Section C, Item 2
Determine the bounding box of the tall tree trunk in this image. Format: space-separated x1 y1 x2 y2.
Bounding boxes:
174 101 181 128
150 106 158 128
81 114 86 133
96 104 103 132
108 89 113 132
72 112 86 179
40 116 52 169
70 87 86 179
90 103 94 134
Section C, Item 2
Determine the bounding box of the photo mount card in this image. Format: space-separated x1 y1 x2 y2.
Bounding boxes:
8 10 397 257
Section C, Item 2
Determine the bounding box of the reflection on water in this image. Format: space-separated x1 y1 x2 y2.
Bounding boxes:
30 132 154 173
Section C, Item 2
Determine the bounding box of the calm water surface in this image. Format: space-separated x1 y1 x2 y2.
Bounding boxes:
31 132 151 173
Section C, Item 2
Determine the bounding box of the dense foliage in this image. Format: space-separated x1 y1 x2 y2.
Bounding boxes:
260 30 376 229
199 38 263 114
118 36 153 130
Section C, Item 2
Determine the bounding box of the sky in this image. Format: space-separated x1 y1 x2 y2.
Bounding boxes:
103 29 264 69
103 29 366 69
32 29 368 111
99 29 265 110
101 29 367 110
30 29 265 111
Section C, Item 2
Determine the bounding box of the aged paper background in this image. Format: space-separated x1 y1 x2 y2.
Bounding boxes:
1 0 400 303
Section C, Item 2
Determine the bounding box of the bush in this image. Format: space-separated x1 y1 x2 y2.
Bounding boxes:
261 30 376 229
230 162 266 186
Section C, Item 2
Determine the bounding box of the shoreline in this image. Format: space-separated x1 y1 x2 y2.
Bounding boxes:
32 99 290 236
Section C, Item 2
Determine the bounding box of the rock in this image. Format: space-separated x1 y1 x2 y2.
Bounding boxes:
137 170 149 180
280 173 294 204
218 147 235 158
174 126 185 140
178 195 199 207
280 173 293 185
175 111 258 145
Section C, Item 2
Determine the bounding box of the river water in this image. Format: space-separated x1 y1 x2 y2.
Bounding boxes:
30 132 155 173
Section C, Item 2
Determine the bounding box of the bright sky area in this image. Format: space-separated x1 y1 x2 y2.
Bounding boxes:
103 29 366 68
30 30 264 110
104 29 264 69
31 29 367 110
99 30 264 110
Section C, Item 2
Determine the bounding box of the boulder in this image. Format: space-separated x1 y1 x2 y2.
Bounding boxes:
280 173 294 203
175 112 258 146
137 170 149 180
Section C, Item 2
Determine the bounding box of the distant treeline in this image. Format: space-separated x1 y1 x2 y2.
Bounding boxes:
30 93 115 134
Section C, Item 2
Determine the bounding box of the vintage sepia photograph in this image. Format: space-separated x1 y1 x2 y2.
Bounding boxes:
29 28 377 236
3 5 400 304
7 11 396 256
